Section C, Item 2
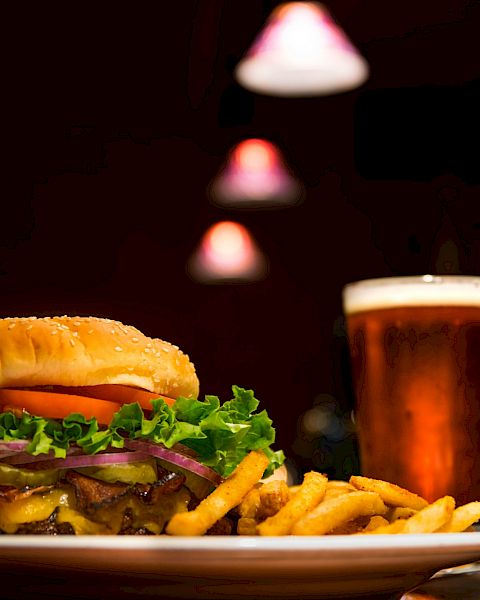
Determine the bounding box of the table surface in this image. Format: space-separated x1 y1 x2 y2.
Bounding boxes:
0 571 478 600
404 571 480 600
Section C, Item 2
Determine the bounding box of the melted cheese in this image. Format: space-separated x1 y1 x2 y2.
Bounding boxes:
56 506 112 535
0 486 191 534
0 489 67 533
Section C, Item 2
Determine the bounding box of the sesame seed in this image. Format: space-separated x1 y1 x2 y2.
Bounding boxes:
69 339 75 347
8 323 16 330
131 337 139 343
111 329 116 335
87 329 94 334
144 348 151 353
161 347 170 353
74 321 81 327
72 331 79 337
51 330 58 335
114 346 123 352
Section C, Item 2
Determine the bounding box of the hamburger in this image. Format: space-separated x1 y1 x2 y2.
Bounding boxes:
0 316 284 535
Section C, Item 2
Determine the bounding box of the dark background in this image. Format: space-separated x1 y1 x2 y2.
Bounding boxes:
3 1 480 477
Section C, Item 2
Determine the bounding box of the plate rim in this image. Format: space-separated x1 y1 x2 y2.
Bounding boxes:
0 531 479 554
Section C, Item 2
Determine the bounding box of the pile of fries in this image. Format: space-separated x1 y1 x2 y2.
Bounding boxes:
166 450 480 536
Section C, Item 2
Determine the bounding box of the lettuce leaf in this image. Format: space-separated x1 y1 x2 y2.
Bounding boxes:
0 386 284 477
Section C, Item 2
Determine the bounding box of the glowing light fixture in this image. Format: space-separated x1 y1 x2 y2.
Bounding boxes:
210 138 302 209
187 221 267 283
235 2 369 97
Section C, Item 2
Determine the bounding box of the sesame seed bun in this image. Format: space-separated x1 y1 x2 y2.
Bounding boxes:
0 316 199 399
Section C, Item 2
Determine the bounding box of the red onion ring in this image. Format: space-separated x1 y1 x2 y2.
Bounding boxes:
124 439 223 486
0 440 30 452
3 446 84 466
0 438 222 486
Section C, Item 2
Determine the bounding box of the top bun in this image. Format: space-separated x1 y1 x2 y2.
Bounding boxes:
0 316 199 399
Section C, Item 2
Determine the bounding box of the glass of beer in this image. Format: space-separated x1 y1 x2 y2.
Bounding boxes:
342 275 480 503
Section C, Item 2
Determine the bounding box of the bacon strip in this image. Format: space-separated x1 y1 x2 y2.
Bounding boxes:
64 471 130 515
0 484 54 503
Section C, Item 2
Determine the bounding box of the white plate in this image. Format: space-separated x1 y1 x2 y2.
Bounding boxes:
1 533 480 599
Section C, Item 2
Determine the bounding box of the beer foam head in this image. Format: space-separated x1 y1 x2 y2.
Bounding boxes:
343 275 480 314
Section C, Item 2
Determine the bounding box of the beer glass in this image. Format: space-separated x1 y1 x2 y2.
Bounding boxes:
342 275 480 503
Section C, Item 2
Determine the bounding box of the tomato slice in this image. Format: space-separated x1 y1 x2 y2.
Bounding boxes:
0 389 120 425
47 385 175 411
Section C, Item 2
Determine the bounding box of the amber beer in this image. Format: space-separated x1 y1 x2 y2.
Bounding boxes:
343 276 480 504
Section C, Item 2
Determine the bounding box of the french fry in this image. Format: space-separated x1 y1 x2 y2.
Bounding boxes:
288 485 301 496
363 515 390 531
328 516 372 535
287 480 354 499
257 471 328 536
386 506 418 522
238 486 262 519
350 475 428 511
435 501 480 533
324 480 357 501
364 519 409 534
237 517 258 535
165 453 480 537
399 496 456 534
238 480 290 521
259 479 291 518
292 491 387 536
166 450 269 536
